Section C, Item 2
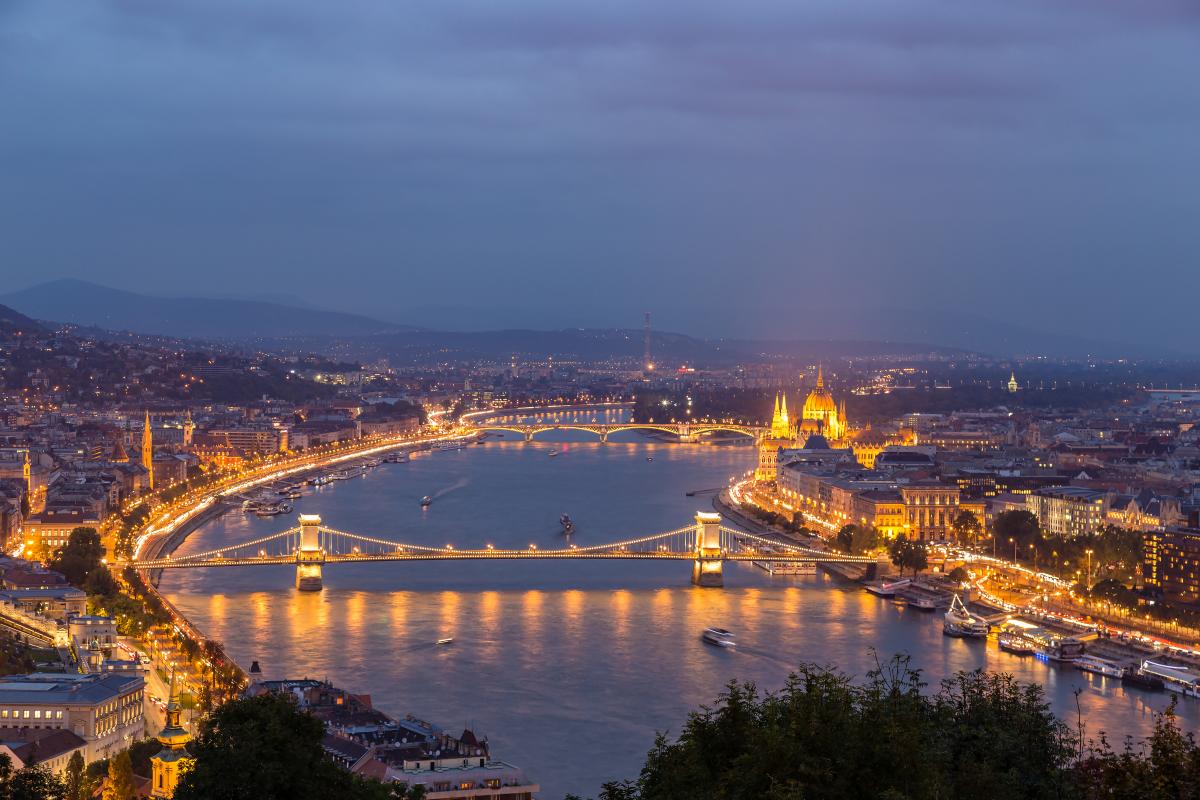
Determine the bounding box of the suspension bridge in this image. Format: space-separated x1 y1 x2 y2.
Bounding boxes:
115 513 879 591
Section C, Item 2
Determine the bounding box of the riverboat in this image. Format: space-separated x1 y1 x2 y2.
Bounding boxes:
1121 668 1165 692
702 627 736 648
1139 660 1200 697
943 595 989 638
1036 637 1085 663
433 440 463 451
998 634 1036 656
1074 655 1124 679
754 560 817 575
308 475 331 487
865 578 911 598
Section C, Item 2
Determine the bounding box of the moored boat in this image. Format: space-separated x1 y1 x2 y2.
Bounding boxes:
1139 660 1200 697
943 594 989 638
865 578 911 598
998 634 1035 656
1074 655 1124 678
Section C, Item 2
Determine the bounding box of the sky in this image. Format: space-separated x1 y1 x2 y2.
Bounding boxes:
1 1 1198 348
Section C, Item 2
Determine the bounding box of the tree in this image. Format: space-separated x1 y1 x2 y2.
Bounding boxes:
0 753 66 800
175 692 391 800
63 751 86 800
890 536 929 577
101 749 135 800
992 510 1041 552
950 510 981 548
50 527 104 586
947 566 969 584
590 656 1080 800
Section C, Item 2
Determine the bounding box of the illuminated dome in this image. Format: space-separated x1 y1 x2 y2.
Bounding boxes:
802 367 837 418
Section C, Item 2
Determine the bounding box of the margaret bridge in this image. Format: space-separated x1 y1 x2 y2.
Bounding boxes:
115 513 880 591
471 421 766 443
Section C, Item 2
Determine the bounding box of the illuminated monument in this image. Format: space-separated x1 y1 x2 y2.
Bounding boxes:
756 367 853 481
142 410 154 490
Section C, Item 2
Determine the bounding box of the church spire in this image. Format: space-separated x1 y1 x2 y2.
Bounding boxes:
816 365 825 389
142 410 154 490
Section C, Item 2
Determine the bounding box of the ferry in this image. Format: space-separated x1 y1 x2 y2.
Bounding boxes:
433 439 464 451
308 475 331 487
1074 655 1124 679
560 514 574 533
865 578 911 598
384 451 409 464
702 627 736 648
1139 660 1200 697
420 496 433 508
998 634 1036 656
943 595 989 638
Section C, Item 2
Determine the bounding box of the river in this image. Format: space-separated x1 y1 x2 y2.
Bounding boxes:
160 409 1198 799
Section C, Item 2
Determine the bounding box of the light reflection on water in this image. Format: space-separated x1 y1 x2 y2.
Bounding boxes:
162 422 1197 799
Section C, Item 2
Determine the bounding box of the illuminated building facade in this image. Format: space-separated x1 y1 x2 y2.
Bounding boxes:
1144 527 1200 603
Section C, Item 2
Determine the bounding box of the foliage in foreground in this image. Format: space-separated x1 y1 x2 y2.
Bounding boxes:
573 656 1200 800
175 692 422 800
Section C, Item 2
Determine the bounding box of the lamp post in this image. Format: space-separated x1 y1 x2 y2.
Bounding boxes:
1085 549 1093 588
1010 537 1016 564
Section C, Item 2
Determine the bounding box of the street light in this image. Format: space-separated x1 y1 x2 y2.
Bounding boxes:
1085 549 1094 588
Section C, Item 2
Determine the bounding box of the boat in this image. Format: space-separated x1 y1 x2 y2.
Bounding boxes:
1036 638 1085 663
1139 660 1200 697
548 450 559 457
701 627 736 648
433 440 463 451
1074 655 1124 679
905 593 938 612
998 634 1036 656
646 457 653 462
308 475 331 487
560 514 574 533
943 595 989 638
754 560 817 575
420 496 432 508
1121 667 1165 692
241 499 262 513
865 578 911 598
436 638 454 646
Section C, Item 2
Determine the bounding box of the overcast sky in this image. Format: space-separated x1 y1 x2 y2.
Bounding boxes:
1 1 1197 345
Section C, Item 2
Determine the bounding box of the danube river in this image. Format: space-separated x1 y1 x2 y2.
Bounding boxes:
161 413 1198 798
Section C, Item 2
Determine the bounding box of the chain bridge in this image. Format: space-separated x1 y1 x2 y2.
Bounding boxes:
115 513 878 591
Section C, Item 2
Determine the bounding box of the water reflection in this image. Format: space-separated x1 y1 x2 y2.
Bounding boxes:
164 435 1198 799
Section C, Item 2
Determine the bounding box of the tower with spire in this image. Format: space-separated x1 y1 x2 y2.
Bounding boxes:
1008 372 1019 394
150 672 193 798
142 410 154 491
182 409 195 447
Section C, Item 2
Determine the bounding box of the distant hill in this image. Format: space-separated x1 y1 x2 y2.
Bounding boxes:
268 328 969 367
0 303 42 335
1 280 420 340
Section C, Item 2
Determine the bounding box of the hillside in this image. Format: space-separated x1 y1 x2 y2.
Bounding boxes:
1 280 419 340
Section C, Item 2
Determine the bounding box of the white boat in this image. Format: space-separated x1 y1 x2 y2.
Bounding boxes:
702 627 736 648
433 440 463 451
436 638 454 646
1140 660 1200 697
865 578 911 598
943 595 989 638
755 561 817 575
1074 655 1124 679
420 495 432 508
1036 638 1085 663
998 634 1035 656
548 450 559 457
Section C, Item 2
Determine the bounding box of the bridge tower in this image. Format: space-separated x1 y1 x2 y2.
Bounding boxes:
295 514 325 591
691 511 724 587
